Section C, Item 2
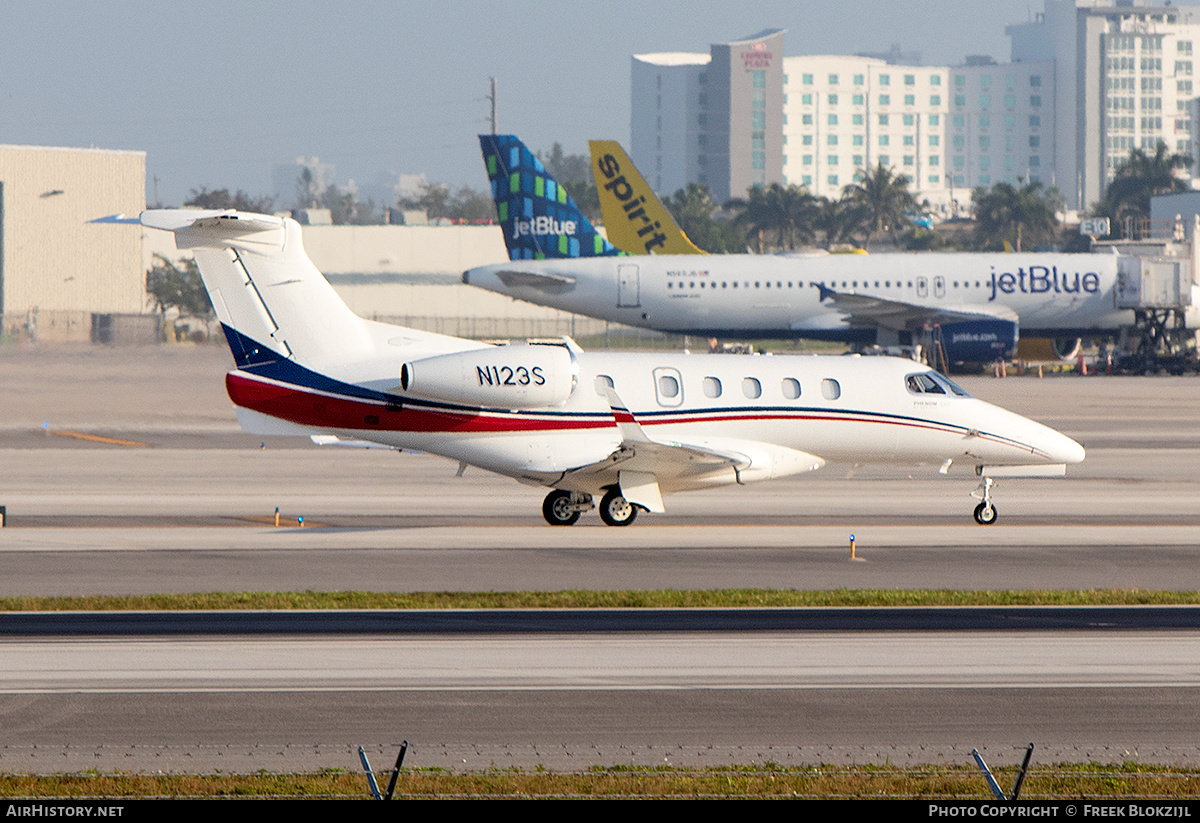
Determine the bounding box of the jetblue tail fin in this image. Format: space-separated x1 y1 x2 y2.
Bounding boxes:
479 134 622 260
589 140 706 255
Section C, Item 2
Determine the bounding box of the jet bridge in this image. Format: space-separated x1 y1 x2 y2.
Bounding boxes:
1113 254 1196 372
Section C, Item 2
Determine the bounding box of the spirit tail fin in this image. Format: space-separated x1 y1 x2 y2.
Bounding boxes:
589 139 705 255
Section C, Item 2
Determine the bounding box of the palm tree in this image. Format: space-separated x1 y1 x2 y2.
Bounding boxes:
972 180 1063 251
1100 142 1194 237
662 183 743 253
725 183 821 252
817 194 871 249
844 163 918 250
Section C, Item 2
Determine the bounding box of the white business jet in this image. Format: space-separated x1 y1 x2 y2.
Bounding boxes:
125 208 1082 526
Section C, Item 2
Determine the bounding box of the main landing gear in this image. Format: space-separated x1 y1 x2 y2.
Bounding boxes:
971 477 998 525
598 489 638 527
541 488 641 527
542 489 592 526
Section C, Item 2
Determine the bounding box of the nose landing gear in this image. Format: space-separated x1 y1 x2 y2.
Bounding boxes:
971 477 998 525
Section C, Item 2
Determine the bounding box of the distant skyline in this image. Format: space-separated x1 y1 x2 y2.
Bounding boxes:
1 0 1042 207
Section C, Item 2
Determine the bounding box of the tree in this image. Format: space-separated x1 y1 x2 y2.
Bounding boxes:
1100 141 1193 237
184 187 274 213
662 183 744 253
318 183 378 225
295 168 320 210
146 255 212 319
726 182 820 252
444 186 495 222
972 180 1063 251
537 143 590 184
844 163 917 249
816 194 871 249
398 182 451 218
536 143 600 224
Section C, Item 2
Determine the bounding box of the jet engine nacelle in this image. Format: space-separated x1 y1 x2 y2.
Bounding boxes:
941 319 1019 363
400 344 576 409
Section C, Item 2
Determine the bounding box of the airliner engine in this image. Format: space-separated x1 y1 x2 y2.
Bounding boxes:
400 344 577 409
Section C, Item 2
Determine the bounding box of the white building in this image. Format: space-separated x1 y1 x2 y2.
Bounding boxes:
781 56 950 206
631 29 787 204
0 144 145 340
946 59 1056 196
1008 0 1200 209
632 3 1200 216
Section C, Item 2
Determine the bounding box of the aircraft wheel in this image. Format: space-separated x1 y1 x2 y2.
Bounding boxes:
599 489 638 527
542 489 581 526
973 502 998 525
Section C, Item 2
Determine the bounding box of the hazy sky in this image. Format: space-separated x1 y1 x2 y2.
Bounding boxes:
0 0 1041 206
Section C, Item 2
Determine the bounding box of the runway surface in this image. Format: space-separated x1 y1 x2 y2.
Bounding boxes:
1 347 1199 772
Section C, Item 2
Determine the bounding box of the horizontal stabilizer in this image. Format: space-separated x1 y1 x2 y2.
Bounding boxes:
140 209 284 236
494 269 577 294
88 213 140 225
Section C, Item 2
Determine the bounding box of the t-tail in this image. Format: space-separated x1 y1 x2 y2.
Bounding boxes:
137 209 476 381
479 134 622 261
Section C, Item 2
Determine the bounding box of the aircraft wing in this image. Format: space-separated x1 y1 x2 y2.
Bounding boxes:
554 388 824 511
816 286 1018 330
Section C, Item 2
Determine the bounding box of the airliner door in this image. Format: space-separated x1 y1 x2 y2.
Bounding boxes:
934 275 946 298
617 264 640 308
916 276 928 298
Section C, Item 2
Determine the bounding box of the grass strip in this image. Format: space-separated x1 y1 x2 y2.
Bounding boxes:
0 588 1198 612
3 763 1200 799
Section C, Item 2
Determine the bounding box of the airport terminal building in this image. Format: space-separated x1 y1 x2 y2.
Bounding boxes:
631 0 1200 211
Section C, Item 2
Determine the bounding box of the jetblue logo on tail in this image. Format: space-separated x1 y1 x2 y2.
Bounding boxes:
513 216 578 238
479 134 621 261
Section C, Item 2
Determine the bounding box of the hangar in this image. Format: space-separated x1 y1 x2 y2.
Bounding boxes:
0 144 146 341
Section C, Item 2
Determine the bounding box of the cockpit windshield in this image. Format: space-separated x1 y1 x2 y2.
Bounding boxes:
905 371 971 397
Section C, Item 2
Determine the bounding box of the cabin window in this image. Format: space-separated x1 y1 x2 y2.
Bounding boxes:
781 378 801 399
653 367 684 407
742 377 762 399
821 378 841 400
703 376 723 398
594 375 614 395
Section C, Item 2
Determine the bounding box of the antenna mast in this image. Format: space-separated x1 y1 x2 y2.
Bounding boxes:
487 77 498 134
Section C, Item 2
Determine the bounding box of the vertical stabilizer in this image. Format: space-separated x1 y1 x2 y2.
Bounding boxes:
589 140 706 255
479 134 622 261
141 209 373 369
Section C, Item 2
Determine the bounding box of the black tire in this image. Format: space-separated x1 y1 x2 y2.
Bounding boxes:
542 489 580 526
598 489 638 527
973 502 998 525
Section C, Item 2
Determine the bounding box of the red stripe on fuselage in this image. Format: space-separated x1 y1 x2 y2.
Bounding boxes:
225 372 612 433
224 372 1030 454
